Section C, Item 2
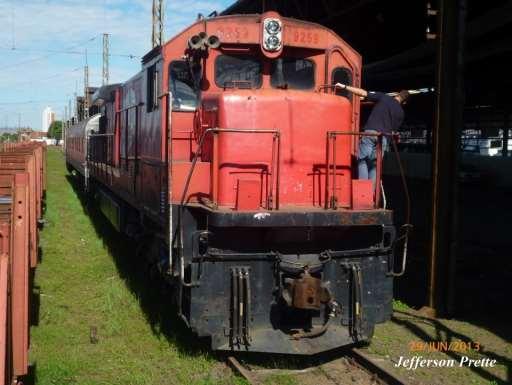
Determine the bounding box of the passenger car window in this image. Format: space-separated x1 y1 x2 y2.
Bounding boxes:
169 61 201 111
332 67 352 99
215 55 262 89
271 58 315 90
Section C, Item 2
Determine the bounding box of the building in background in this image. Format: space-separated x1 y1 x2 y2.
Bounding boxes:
41 106 55 132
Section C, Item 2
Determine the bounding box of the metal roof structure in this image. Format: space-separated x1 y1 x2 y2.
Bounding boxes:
221 0 512 108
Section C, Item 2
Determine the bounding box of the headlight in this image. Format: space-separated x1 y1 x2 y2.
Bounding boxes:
263 18 282 52
265 35 281 51
265 20 281 34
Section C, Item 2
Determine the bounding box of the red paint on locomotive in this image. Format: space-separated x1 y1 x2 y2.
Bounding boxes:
67 12 369 213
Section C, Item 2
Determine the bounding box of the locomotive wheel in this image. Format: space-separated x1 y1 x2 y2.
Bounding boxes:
137 235 170 292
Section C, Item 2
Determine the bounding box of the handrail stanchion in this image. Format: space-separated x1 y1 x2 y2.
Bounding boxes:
325 133 330 210
275 132 281 210
268 134 276 210
212 132 219 207
331 133 338 209
375 134 383 208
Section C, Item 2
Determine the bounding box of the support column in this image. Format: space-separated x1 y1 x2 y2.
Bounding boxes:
502 111 509 157
425 0 466 317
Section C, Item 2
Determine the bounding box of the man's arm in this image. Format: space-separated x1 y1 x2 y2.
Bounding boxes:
334 83 368 97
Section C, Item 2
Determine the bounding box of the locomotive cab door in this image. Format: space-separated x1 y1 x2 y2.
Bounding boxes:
167 59 204 199
325 47 359 208
137 59 165 220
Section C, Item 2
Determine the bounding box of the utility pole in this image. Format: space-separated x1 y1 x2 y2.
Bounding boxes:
63 105 67 151
102 33 110 86
84 50 89 120
424 0 466 317
68 99 72 124
152 0 164 48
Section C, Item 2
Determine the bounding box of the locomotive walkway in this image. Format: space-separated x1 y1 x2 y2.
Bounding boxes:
28 148 510 385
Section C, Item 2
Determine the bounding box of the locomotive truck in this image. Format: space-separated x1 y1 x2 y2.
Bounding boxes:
65 11 404 354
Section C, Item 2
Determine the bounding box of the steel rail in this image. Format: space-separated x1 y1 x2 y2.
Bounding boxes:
226 349 412 385
349 348 410 385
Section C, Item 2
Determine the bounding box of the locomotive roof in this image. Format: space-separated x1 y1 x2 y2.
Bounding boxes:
158 13 358 59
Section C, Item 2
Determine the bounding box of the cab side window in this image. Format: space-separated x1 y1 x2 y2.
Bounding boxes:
169 61 201 111
332 67 352 100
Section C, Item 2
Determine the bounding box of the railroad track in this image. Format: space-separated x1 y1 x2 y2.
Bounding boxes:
227 348 411 385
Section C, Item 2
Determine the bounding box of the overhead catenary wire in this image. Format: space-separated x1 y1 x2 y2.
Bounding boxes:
0 67 82 89
0 34 99 71
0 34 140 72
0 47 138 59
0 100 69 105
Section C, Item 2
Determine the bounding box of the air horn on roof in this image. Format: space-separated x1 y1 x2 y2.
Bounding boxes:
188 32 221 50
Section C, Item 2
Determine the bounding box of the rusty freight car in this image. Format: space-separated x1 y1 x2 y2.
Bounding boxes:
0 142 45 385
66 12 406 354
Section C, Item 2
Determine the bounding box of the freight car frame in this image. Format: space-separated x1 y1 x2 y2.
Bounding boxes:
65 12 407 354
0 143 46 385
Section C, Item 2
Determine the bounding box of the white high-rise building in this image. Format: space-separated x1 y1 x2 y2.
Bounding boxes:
42 106 54 132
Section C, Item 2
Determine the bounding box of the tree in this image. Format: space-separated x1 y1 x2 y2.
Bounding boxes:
0 132 18 142
48 121 63 140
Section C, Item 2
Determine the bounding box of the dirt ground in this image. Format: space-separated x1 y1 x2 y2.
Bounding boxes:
364 307 511 385
240 306 510 385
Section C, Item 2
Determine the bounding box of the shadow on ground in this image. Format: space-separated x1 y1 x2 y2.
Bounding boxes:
66 174 211 358
392 310 512 385
385 176 512 335
61 170 512 383
63 174 371 371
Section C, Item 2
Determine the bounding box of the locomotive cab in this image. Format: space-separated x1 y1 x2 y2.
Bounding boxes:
167 13 396 354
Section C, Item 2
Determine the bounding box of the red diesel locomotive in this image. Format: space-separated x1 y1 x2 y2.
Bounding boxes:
65 12 400 354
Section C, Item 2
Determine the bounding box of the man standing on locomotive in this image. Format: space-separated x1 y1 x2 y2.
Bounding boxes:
335 83 409 185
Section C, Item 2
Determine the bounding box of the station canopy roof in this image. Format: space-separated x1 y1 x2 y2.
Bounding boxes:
221 0 512 108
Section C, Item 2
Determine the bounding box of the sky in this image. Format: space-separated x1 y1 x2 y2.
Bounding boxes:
0 0 233 131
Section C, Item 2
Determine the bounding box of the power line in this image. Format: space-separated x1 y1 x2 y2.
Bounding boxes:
0 34 104 71
0 47 138 60
0 100 68 105
0 67 82 89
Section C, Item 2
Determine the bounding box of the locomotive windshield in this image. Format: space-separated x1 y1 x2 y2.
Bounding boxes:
169 60 201 111
215 55 262 89
271 58 315 90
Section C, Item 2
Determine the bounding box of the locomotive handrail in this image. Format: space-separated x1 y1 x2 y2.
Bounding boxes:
175 127 281 295
326 130 412 277
179 127 281 210
326 131 385 209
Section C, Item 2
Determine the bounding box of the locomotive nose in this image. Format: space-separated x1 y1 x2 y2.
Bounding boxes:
214 90 353 209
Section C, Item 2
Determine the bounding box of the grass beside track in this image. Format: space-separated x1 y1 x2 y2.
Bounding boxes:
30 148 244 385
